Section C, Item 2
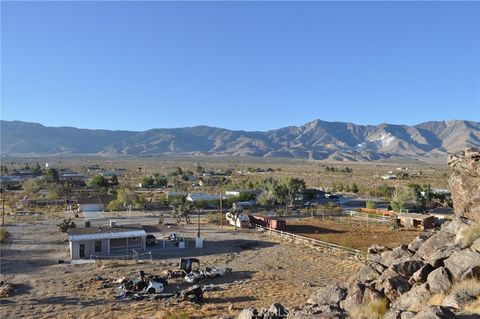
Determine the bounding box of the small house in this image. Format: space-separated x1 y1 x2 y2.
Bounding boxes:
186 193 222 202
396 213 435 230
67 222 147 259
76 195 114 212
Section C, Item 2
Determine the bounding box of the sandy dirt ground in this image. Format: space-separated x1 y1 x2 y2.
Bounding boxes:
0 216 362 318
287 217 422 251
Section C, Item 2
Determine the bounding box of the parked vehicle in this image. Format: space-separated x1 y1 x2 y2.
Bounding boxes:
226 212 251 228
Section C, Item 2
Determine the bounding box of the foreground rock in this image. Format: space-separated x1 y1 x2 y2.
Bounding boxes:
448 147 480 223
237 148 480 319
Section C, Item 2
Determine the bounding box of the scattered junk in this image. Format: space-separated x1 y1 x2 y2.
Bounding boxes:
109 258 232 304
185 271 203 284
121 271 168 294
179 285 203 303
179 258 200 273
0 282 16 298
203 266 232 278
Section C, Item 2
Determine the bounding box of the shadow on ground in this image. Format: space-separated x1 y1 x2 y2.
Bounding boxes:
286 225 345 234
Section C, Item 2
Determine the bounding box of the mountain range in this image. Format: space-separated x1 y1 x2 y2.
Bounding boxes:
1 119 479 162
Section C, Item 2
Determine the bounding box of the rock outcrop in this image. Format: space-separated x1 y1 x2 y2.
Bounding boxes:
448 147 480 222
238 148 480 319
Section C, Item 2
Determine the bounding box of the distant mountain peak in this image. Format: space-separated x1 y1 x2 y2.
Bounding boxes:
1 119 479 162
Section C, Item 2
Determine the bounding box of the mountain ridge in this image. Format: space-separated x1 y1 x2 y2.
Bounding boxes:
1 119 479 162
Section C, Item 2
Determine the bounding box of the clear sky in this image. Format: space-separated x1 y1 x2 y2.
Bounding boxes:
1 1 479 131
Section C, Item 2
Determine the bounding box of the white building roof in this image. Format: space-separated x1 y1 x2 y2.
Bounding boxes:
68 229 147 242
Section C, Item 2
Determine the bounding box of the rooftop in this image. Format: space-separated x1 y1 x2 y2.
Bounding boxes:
68 224 148 241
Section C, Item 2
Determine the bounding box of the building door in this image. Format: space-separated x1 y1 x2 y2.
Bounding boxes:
79 244 85 258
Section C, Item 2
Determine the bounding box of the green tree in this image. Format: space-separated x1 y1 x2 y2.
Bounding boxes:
32 162 42 175
89 175 109 187
351 183 359 193
22 179 42 195
0 165 9 175
45 168 60 184
142 176 155 187
196 165 205 175
173 203 192 224
257 190 275 208
282 177 306 206
110 174 119 186
366 200 376 209
57 218 76 233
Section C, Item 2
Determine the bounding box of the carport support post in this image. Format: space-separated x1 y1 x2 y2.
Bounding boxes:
197 209 200 238
220 195 223 230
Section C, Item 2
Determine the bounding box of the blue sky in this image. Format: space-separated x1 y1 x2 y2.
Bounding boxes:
1 1 479 131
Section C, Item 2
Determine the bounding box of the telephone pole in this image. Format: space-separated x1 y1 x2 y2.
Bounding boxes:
1 186 5 226
219 194 223 230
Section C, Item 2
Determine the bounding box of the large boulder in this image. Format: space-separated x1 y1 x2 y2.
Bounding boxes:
237 307 259 319
339 281 383 313
411 306 456 319
380 275 411 302
396 283 431 311
415 231 455 262
443 248 480 280
448 148 480 222
426 267 452 294
306 284 347 307
357 264 381 283
381 245 412 267
409 264 434 285
442 291 477 309
392 259 424 278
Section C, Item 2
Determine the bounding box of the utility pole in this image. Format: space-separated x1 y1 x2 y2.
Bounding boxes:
1 186 5 226
197 209 200 238
219 194 223 230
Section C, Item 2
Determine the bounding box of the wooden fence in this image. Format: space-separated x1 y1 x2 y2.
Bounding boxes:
255 225 362 257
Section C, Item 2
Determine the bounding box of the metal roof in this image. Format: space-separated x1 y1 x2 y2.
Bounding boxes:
396 213 434 220
68 229 147 242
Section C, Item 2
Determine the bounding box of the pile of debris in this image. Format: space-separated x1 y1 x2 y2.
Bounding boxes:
237 149 480 319
0 282 16 298
166 258 232 284
90 258 233 304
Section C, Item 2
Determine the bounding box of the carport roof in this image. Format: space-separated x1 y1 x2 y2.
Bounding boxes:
68 225 147 241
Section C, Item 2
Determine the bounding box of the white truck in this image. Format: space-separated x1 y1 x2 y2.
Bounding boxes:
225 211 251 228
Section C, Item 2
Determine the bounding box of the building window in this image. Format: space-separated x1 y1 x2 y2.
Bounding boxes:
95 240 102 252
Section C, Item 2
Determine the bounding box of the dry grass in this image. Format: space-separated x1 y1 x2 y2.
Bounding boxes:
459 222 480 247
287 218 421 251
153 311 190 319
428 277 480 314
0 226 9 242
95 259 138 269
350 297 389 319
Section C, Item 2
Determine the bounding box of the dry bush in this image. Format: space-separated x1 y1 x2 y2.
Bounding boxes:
95 259 137 269
427 292 446 306
153 311 189 319
459 222 480 247
0 226 9 242
350 297 389 319
428 277 480 314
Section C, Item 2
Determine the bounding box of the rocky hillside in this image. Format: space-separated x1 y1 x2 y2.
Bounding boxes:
238 149 480 318
1 119 479 162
